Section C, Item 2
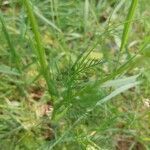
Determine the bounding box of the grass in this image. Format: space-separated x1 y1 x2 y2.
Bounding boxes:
0 0 150 149
24 0 55 97
120 0 138 52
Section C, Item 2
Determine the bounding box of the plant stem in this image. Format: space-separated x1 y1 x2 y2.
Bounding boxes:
120 0 138 51
23 0 53 97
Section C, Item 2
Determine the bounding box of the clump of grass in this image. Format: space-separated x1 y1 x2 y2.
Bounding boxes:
0 0 149 149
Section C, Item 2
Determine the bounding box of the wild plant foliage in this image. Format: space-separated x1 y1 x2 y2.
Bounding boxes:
0 0 149 149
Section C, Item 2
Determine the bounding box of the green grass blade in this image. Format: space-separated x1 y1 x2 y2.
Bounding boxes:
102 74 139 88
96 81 140 106
84 0 89 31
0 65 21 76
0 14 21 73
23 0 55 97
23 0 47 70
33 6 62 33
120 0 138 51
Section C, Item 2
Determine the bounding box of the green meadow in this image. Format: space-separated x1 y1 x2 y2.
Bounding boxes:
0 0 149 149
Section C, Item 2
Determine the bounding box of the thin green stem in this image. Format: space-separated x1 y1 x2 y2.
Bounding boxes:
23 0 53 97
120 0 138 51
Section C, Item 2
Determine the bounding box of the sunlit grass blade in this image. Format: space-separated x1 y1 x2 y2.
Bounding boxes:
96 81 140 106
120 0 138 51
102 74 140 88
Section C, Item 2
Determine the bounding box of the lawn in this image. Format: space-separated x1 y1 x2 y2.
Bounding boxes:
0 0 150 149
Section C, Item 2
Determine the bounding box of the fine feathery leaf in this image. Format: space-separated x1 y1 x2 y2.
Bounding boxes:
49 79 140 149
